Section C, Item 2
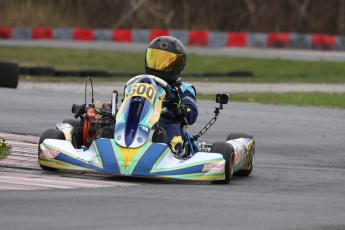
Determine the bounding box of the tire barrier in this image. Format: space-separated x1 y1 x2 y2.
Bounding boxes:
1 27 345 51
18 66 254 78
19 66 55 76
0 60 19 88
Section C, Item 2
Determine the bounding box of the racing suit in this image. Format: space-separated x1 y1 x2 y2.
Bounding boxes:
160 82 198 155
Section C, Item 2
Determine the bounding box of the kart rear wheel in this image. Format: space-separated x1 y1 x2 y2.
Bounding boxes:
226 133 253 141
62 118 82 148
235 143 255 176
227 133 255 177
210 142 235 184
38 129 65 171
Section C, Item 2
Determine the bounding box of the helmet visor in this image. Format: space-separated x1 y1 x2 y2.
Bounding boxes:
146 48 184 71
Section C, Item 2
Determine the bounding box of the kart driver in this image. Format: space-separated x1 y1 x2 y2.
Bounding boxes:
144 36 198 157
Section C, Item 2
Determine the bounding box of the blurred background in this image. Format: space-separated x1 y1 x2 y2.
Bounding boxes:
1 0 345 108
1 0 345 35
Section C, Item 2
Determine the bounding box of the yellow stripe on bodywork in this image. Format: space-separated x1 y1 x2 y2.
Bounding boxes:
116 94 128 123
245 139 255 150
111 140 151 175
38 157 96 172
92 142 104 168
242 139 255 171
111 141 125 174
160 172 225 181
145 89 165 128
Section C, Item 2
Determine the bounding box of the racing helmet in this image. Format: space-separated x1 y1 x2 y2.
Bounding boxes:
145 36 186 85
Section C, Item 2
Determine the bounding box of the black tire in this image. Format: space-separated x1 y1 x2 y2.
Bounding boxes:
0 61 19 88
226 133 253 141
38 129 65 171
54 70 81 77
62 118 82 148
79 70 110 77
226 133 255 177
210 142 235 184
28 66 55 76
19 66 31 75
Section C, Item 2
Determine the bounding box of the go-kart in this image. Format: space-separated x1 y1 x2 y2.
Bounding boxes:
38 75 255 184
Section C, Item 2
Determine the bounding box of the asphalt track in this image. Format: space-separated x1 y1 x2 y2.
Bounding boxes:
1 84 345 230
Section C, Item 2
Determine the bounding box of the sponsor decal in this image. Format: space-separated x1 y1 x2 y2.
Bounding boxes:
202 162 225 172
40 149 60 159
234 150 241 164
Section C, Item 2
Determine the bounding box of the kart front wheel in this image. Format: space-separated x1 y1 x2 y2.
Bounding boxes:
38 129 65 171
210 142 235 184
226 133 253 141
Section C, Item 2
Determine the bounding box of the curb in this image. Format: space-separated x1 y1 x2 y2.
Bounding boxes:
0 133 39 170
1 27 345 51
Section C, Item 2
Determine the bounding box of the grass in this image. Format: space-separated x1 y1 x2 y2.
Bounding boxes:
1 45 345 83
2 45 345 108
198 92 345 108
0 139 11 160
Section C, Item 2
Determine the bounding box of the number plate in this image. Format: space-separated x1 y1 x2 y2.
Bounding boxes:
129 83 156 104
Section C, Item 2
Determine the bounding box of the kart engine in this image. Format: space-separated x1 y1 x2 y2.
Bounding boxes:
68 78 118 148
73 103 115 147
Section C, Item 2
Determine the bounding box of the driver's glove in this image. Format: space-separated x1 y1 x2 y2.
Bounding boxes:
167 89 187 118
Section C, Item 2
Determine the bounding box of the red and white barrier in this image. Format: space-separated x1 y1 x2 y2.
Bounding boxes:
0 27 344 51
